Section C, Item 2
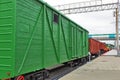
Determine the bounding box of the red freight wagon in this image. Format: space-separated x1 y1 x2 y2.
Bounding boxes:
100 43 109 53
89 38 100 56
89 38 109 57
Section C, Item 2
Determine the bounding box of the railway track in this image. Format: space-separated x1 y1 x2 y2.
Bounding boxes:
45 56 97 80
45 64 83 80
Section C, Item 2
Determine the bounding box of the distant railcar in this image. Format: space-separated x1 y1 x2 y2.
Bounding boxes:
89 38 109 57
99 43 109 53
89 38 100 56
106 44 114 50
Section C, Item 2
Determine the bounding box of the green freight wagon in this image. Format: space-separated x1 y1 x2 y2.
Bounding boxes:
0 0 89 79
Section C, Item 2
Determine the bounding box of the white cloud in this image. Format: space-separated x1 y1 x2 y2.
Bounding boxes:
44 0 118 34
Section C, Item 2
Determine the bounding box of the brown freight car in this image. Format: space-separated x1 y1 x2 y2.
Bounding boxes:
99 42 109 53
89 38 100 57
89 38 109 57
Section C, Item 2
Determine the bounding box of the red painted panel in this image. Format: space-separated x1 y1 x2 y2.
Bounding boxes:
89 38 100 55
89 38 109 55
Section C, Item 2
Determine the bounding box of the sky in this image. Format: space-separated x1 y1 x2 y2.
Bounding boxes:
44 0 118 34
43 0 119 44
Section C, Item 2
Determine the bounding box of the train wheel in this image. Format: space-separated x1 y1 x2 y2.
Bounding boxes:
77 59 81 66
84 58 87 63
81 58 87 64
44 70 50 78
15 75 24 80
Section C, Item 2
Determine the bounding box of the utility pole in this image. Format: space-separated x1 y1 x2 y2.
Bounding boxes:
116 0 120 56
116 8 119 56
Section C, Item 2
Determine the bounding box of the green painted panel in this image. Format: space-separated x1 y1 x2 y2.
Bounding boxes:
85 32 89 56
0 0 89 79
15 0 43 76
79 31 83 57
76 30 81 57
0 0 15 79
59 18 69 62
59 17 70 62
44 7 58 67
69 24 72 59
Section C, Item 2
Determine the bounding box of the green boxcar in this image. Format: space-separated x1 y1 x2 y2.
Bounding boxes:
0 0 89 79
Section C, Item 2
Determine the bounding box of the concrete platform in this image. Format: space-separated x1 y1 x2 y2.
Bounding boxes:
59 50 120 80
103 49 117 56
